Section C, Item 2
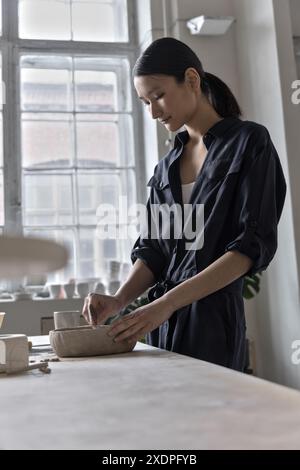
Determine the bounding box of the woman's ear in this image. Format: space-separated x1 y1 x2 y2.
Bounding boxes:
184 68 201 92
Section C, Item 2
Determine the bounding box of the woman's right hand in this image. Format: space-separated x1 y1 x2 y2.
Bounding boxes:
82 293 124 327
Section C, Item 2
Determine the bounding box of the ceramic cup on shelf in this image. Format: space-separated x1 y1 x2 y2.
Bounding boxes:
53 310 81 330
63 283 75 299
76 282 90 299
49 284 62 299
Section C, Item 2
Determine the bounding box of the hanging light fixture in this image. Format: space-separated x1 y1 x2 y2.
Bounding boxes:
187 15 235 36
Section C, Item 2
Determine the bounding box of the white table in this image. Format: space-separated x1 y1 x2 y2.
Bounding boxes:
1 337 300 450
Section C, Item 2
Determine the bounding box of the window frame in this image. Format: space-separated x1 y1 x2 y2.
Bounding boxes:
0 0 145 278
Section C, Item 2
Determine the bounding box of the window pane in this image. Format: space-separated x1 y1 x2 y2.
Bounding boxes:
0 54 3 167
77 172 120 225
74 57 131 112
90 168 136 262
23 174 73 225
0 0 2 37
24 228 76 283
79 229 119 278
19 0 71 40
0 108 3 168
120 169 137 260
0 53 3 112
75 70 116 112
19 0 128 42
78 170 136 224
0 170 3 226
21 58 73 112
76 114 119 167
22 113 73 168
72 0 128 42
124 167 136 209
0 54 3 224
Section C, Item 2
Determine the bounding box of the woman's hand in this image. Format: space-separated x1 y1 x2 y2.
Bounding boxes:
82 293 123 327
106 297 174 343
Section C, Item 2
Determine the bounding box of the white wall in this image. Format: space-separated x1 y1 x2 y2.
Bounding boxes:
290 2 300 82
142 0 300 388
169 0 240 101
290 0 300 36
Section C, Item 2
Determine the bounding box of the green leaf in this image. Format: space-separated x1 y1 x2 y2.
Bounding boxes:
243 273 261 299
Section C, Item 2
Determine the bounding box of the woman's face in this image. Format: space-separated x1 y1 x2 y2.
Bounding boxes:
134 73 199 132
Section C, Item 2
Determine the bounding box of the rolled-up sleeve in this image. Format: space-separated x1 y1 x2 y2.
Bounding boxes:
225 130 286 276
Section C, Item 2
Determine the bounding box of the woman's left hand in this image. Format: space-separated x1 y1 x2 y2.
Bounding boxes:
107 298 174 343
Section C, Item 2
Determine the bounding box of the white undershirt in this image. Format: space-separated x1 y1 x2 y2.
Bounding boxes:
181 182 195 205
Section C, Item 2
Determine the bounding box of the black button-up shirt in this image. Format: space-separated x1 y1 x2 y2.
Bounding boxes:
131 117 286 370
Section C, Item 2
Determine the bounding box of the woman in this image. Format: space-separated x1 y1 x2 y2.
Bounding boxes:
83 37 286 371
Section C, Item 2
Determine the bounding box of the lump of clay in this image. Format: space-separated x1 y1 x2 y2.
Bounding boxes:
49 325 136 358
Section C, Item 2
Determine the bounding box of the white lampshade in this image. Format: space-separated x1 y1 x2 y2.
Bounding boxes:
0 235 68 279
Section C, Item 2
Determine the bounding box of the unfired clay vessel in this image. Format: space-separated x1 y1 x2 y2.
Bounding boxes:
49 325 136 358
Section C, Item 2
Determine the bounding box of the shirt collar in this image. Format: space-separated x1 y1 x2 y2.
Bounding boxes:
207 116 240 137
174 116 240 148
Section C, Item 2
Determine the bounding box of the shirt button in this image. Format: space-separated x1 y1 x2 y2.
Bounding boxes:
159 182 164 189
249 220 257 228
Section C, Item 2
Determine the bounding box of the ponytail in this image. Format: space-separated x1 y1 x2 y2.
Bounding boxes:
202 72 241 118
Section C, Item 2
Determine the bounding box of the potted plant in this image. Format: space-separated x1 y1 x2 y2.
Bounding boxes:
243 273 261 299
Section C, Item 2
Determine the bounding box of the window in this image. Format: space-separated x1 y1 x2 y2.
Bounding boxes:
0 53 3 227
1 0 141 283
19 0 128 42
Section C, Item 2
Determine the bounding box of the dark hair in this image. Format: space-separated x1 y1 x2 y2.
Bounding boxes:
133 37 241 118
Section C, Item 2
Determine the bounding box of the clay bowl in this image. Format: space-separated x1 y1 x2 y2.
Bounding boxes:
49 325 136 358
